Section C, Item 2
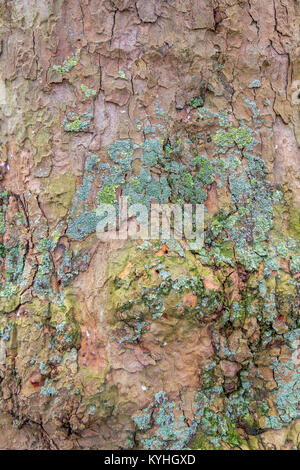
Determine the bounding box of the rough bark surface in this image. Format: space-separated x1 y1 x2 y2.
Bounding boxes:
0 0 299 450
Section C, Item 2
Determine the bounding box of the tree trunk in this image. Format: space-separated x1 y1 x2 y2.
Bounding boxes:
0 0 299 450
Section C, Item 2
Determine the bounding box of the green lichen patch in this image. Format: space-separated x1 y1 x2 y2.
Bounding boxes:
97 184 119 205
212 125 254 153
133 392 198 450
52 49 80 74
63 112 92 132
80 84 97 99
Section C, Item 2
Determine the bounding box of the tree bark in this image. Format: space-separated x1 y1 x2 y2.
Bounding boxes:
0 0 299 450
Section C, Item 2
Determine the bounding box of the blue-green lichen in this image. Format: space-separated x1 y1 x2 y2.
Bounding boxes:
52 49 80 74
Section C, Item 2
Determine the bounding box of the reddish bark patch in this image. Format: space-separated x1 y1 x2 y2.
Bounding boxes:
155 244 169 256
29 372 45 390
182 292 197 307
